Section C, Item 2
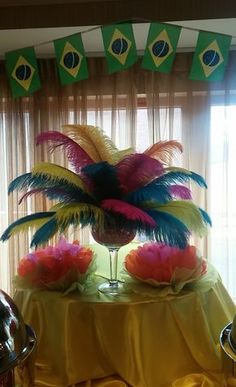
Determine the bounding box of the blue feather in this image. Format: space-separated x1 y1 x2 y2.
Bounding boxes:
30 218 58 247
82 162 121 201
10 171 95 205
189 172 207 188
45 188 95 204
1 212 55 241
124 170 206 206
146 209 190 249
125 183 172 205
199 208 212 226
8 173 64 194
8 173 32 193
19 186 95 205
156 171 207 188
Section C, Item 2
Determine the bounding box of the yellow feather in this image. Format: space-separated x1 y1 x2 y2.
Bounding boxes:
113 148 134 164
63 124 122 163
145 200 208 236
164 166 192 174
32 162 88 192
50 203 65 211
7 218 49 238
55 202 105 229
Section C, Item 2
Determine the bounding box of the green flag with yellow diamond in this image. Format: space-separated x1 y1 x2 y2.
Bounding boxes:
5 47 41 98
53 33 88 85
142 23 181 73
189 31 232 81
101 23 138 73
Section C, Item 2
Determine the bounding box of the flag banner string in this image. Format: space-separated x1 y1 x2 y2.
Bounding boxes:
3 18 235 97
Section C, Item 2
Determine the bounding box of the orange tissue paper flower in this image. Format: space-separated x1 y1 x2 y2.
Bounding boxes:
125 243 207 286
16 238 95 291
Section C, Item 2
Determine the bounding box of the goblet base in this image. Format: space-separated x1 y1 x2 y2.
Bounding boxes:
98 280 124 295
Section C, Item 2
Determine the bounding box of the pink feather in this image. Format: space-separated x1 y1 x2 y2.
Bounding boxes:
116 153 164 195
36 131 94 172
101 199 156 226
169 185 192 199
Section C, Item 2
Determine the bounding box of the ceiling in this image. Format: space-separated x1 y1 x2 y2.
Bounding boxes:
0 18 236 59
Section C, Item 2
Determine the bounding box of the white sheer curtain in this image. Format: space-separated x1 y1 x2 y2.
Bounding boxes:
0 54 236 300
209 102 236 301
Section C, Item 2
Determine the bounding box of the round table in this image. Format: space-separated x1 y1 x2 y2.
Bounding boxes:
14 258 235 387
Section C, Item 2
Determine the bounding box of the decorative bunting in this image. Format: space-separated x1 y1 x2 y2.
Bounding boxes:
142 23 181 73
5 47 41 98
101 23 138 73
189 31 232 81
3 22 235 98
53 34 88 85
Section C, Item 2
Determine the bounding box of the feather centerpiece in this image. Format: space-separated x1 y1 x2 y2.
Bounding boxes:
1 124 211 249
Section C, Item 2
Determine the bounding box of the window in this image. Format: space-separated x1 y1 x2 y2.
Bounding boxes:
210 105 236 300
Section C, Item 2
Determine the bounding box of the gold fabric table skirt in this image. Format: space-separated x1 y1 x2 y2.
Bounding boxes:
14 258 236 387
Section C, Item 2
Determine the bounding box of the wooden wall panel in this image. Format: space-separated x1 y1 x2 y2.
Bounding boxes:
0 0 236 30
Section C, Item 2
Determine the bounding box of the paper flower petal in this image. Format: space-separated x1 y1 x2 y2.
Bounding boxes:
125 242 207 287
15 238 95 291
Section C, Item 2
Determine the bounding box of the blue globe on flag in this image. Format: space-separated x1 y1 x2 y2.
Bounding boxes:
202 50 220 67
111 38 128 55
15 64 31 81
63 52 80 69
152 40 169 58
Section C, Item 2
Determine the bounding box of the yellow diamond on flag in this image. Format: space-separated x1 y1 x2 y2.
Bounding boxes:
108 28 132 65
148 29 173 68
60 41 83 78
199 40 224 78
12 56 35 91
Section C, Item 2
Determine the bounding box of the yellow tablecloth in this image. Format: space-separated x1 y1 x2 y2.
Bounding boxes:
14 251 236 387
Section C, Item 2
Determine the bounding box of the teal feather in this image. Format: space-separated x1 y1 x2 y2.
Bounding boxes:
199 208 212 226
19 186 95 205
154 170 207 188
9 171 95 205
189 172 207 188
125 184 172 205
1 212 55 241
82 162 121 201
8 173 32 193
146 209 190 248
30 218 58 247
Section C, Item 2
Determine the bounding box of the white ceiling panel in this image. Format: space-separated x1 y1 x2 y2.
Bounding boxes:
0 18 236 58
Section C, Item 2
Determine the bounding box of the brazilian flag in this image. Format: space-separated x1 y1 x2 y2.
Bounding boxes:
189 31 232 81
101 23 138 73
5 47 41 98
142 23 181 73
53 33 88 85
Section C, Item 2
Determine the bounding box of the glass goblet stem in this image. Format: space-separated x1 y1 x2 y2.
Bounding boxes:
108 247 119 286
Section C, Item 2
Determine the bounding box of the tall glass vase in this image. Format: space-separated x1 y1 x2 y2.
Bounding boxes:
91 225 135 295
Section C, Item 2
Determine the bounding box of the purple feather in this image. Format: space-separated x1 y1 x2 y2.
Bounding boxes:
169 185 192 200
36 131 94 173
19 189 47 204
18 188 79 204
116 153 164 194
